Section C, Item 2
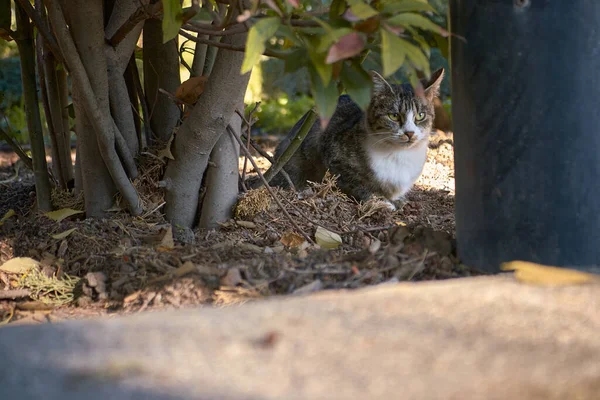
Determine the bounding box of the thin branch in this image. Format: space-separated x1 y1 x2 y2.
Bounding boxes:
182 22 247 36
107 0 162 47
239 131 295 190
241 102 260 184
128 55 154 147
0 126 33 170
228 125 314 244
262 109 317 185
0 289 30 300
15 0 66 68
179 29 286 59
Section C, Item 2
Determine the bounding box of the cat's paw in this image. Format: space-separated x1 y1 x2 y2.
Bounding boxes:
384 200 397 211
386 198 408 212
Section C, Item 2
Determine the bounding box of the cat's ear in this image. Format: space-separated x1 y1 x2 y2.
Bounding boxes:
422 68 444 101
369 70 395 96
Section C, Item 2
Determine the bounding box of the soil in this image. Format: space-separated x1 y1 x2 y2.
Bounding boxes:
0 134 482 326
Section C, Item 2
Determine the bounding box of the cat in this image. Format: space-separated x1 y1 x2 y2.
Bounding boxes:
270 68 444 210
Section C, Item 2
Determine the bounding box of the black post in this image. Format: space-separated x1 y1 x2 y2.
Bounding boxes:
450 0 600 273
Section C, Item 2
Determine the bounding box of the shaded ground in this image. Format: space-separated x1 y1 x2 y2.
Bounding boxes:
0 133 479 325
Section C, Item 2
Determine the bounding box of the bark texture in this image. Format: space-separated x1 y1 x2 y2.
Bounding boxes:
15 3 52 211
199 110 242 228
163 33 250 228
143 18 181 144
65 0 116 216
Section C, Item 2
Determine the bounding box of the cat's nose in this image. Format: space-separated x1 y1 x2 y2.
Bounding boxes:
405 131 415 140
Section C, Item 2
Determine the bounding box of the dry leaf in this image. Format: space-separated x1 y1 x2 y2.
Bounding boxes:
174 261 197 278
220 268 243 287
157 134 175 160
293 279 323 295
51 228 77 240
175 75 208 105
236 220 257 229
0 209 15 225
315 226 342 249
0 257 40 274
159 226 175 249
280 231 305 248
501 260 600 286
44 208 83 222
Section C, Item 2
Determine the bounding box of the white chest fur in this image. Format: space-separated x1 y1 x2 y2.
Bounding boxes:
367 141 428 200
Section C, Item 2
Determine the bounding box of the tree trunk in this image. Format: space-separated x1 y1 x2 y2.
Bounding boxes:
163 33 250 228
143 18 181 145
14 3 52 212
66 0 116 216
199 109 242 228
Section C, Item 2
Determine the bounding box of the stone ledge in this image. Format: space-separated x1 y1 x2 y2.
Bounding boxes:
1 276 599 400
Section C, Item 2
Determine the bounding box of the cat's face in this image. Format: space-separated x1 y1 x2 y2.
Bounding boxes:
366 69 444 149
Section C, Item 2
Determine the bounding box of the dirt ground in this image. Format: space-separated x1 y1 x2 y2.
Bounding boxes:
0 131 481 325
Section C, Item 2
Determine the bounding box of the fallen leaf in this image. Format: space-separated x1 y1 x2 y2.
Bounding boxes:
157 134 175 160
51 228 77 240
0 257 40 274
325 32 365 64
174 261 197 278
0 209 15 225
236 220 257 229
175 75 208 105
501 260 600 286
315 226 342 249
220 268 243 287
293 279 323 295
280 231 305 248
159 226 175 249
44 208 83 222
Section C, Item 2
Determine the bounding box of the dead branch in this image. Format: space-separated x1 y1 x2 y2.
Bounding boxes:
46 0 142 215
0 289 30 300
228 126 314 244
128 55 154 146
240 102 260 185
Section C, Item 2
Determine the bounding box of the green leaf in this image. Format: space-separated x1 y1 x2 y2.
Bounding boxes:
401 38 430 75
51 228 77 240
330 0 346 18
380 28 406 77
347 0 378 20
309 66 338 127
67 103 75 119
308 49 333 86
382 0 435 14
284 48 308 73
241 17 281 74
387 13 447 35
0 209 15 226
317 28 354 53
162 0 183 43
340 63 372 110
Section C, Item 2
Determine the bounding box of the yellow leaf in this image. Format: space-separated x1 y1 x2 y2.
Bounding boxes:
51 228 77 240
0 257 40 274
280 231 305 248
315 226 342 250
0 209 15 225
159 226 175 249
501 260 600 286
44 208 83 222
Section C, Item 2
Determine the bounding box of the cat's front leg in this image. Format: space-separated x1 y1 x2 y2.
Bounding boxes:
385 196 408 212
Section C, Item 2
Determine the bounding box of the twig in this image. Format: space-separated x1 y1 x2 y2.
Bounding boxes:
228 125 314 244
239 133 296 190
261 109 317 185
0 289 30 300
179 29 286 59
241 102 260 185
128 55 154 146
0 126 33 170
182 22 247 36
107 0 163 47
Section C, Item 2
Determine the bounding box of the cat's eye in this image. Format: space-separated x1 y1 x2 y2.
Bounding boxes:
415 112 426 122
388 113 400 121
